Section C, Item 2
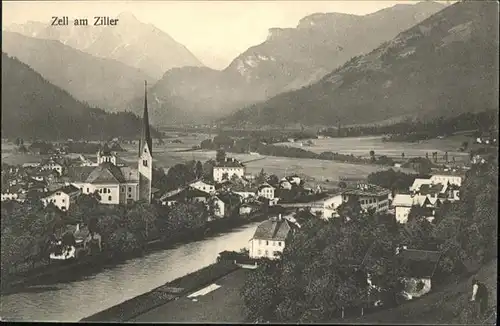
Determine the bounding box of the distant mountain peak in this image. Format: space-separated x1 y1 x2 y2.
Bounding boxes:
117 12 139 21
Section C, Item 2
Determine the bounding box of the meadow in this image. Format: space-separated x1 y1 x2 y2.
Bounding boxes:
274 135 472 163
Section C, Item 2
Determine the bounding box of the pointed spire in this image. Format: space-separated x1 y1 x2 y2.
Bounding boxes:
139 80 152 157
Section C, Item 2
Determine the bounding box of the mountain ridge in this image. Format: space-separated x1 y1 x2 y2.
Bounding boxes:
5 12 204 80
125 1 446 126
221 1 499 127
1 52 160 141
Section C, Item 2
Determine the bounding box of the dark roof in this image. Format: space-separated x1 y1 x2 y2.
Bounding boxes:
342 184 390 197
257 184 274 191
397 249 441 278
253 219 291 241
67 166 96 182
214 158 245 168
163 187 210 201
46 185 81 197
419 183 444 195
139 81 153 157
85 163 126 184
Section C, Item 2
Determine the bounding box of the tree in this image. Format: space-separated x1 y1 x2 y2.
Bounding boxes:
369 150 376 162
256 169 267 184
194 161 203 179
401 152 405 159
267 174 279 186
216 148 226 163
222 172 229 181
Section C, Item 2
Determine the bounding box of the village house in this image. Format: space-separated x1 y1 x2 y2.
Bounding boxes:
396 247 441 301
278 179 293 190
341 184 391 214
40 158 64 175
22 162 41 168
249 215 292 260
392 194 434 223
429 174 462 187
1 184 23 201
310 193 344 219
256 183 275 200
41 185 81 211
213 158 246 182
214 193 241 218
189 180 216 194
239 201 261 216
160 186 211 207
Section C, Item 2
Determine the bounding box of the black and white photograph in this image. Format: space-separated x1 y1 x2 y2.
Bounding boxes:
1 0 498 323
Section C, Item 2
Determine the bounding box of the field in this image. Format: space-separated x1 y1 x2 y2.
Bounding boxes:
131 268 248 323
275 135 472 163
3 133 465 189
117 144 405 189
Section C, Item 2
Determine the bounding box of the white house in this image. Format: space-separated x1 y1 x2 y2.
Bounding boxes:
341 184 391 214
40 159 64 175
212 196 226 219
1 189 19 201
213 158 246 182
257 184 275 200
278 180 293 190
42 185 81 211
392 194 426 223
249 216 292 260
310 194 343 219
189 180 215 194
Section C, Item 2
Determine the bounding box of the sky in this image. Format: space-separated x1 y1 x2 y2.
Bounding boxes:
3 1 451 69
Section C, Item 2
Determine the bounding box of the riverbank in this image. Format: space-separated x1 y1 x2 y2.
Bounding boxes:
1 212 267 295
81 260 241 322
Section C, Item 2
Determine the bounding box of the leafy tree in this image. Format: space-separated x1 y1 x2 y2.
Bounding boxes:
194 161 203 179
369 150 376 162
255 169 267 184
267 174 280 186
222 172 229 181
216 148 226 163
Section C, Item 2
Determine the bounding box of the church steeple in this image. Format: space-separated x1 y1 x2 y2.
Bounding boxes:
139 80 152 157
138 80 153 204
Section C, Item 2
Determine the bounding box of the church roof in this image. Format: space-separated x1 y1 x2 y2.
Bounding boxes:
139 81 153 158
86 163 126 184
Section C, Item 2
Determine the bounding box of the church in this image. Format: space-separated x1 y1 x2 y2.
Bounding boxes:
65 81 153 205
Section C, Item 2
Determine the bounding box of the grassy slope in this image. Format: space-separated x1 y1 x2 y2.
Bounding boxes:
348 259 497 324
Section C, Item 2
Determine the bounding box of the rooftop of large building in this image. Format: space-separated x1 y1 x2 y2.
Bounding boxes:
252 217 291 241
342 184 390 197
214 158 245 168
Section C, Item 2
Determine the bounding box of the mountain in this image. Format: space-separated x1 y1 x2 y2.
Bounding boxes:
126 1 446 126
222 1 499 127
6 12 204 80
2 31 152 111
1 53 160 141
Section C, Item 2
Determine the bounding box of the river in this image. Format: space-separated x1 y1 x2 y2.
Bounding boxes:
0 222 261 322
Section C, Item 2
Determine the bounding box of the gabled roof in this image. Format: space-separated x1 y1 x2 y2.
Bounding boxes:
216 192 241 205
257 183 274 191
67 166 96 182
214 158 245 168
392 194 427 207
409 178 432 191
85 163 126 184
45 185 81 197
163 187 210 201
252 219 291 241
419 183 444 195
